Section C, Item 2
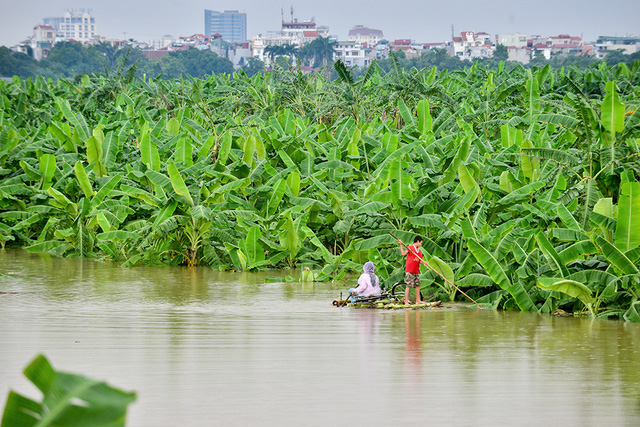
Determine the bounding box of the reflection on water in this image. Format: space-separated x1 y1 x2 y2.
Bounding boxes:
405 310 422 370
1 249 640 426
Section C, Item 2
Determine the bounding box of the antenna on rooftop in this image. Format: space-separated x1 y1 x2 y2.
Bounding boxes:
451 25 454 40
281 7 284 23
290 5 294 22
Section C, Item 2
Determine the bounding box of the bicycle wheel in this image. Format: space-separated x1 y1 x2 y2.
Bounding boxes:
390 281 423 301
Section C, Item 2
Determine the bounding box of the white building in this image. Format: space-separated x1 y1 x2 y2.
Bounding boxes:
151 35 176 50
450 31 493 60
496 33 528 48
595 36 640 59
348 26 384 47
251 17 331 65
333 41 371 67
31 24 56 59
59 11 97 43
228 42 252 68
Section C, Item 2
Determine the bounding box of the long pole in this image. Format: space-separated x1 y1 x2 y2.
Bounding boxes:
388 231 482 308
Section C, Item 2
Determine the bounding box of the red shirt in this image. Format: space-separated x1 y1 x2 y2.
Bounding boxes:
405 244 423 274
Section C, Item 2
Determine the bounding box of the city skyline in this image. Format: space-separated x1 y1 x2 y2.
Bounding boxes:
1 0 639 47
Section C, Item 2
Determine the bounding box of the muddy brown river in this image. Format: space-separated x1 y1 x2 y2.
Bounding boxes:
1 249 639 425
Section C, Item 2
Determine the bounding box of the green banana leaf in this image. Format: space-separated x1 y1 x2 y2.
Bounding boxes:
623 301 640 322
615 182 640 252
535 231 569 277
1 354 135 427
91 175 122 208
416 99 432 136
397 99 415 128
38 154 56 190
102 132 120 171
556 204 581 230
74 162 94 199
467 239 535 311
167 163 194 207
245 225 265 265
594 236 640 275
601 81 625 143
86 134 106 177
537 278 594 316
139 134 161 171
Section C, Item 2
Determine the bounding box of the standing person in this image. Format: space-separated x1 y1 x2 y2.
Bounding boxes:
401 236 427 305
349 261 381 302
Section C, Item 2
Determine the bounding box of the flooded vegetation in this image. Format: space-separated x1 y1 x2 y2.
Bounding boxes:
1 250 639 424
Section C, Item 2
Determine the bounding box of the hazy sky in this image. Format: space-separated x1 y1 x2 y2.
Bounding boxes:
1 0 639 47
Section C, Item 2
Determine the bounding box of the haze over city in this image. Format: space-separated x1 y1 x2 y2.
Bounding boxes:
1 0 639 47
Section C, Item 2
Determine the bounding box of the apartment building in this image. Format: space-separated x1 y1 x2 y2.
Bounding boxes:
333 41 372 67
204 10 247 42
59 11 97 43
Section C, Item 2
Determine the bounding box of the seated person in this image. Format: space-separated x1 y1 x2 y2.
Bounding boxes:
349 261 381 301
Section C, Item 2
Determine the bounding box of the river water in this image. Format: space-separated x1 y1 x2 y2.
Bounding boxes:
1 249 639 426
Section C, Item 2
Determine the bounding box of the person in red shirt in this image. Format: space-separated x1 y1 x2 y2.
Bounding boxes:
400 235 428 305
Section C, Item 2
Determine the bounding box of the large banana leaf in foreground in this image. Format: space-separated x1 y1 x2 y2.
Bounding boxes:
1 354 136 427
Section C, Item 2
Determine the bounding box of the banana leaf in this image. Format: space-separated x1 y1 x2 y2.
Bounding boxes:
623 301 640 322
167 163 194 207
467 239 535 311
615 182 640 252
535 231 569 277
1 354 135 427
38 154 56 190
74 162 94 199
594 236 640 275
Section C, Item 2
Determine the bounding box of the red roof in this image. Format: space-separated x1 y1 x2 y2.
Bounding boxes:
304 30 318 37
212 33 222 38
453 37 462 42
35 25 54 29
476 32 489 35
423 42 444 46
393 39 412 45
551 44 580 48
533 43 548 49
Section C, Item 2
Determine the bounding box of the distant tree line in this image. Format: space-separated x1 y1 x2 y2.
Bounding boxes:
1 40 640 81
0 41 236 80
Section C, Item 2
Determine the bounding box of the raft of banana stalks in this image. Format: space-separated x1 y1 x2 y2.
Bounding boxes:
333 297 443 310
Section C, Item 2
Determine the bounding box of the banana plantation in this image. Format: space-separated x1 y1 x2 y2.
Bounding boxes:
1 60 640 321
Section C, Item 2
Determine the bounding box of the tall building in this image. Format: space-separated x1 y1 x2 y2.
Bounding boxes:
204 10 246 42
58 11 97 43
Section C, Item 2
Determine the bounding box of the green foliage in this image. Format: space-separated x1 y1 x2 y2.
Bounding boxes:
1 59 640 320
1 354 136 427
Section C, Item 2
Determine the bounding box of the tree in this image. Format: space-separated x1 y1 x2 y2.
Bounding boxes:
163 48 234 77
241 56 265 77
273 55 292 70
43 41 108 76
0 47 39 78
494 44 508 61
308 36 336 67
